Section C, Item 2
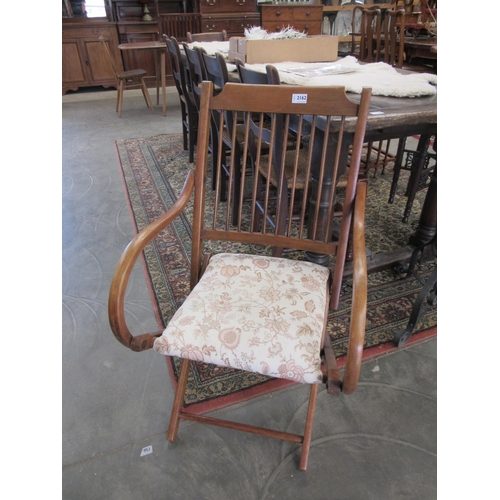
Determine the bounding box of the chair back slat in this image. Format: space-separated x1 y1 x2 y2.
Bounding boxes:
160 13 202 42
191 81 372 308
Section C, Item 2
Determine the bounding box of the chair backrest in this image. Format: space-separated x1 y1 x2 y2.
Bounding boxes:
186 30 228 43
199 51 235 139
352 6 382 63
200 51 230 92
382 8 405 68
236 60 270 86
353 6 405 67
98 36 120 77
192 81 372 310
182 42 206 110
164 35 192 102
160 13 202 42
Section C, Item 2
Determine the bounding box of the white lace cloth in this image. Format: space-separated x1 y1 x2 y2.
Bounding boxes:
244 56 437 98
153 253 330 384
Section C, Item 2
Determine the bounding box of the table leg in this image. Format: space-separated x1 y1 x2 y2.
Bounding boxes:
154 51 160 106
409 166 437 247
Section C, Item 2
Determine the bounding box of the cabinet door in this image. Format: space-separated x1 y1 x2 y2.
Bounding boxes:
62 39 88 91
82 38 117 83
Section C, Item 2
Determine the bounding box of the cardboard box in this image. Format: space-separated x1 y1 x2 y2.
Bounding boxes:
228 35 339 64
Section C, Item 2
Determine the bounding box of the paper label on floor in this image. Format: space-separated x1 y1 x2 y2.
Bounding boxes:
140 446 153 457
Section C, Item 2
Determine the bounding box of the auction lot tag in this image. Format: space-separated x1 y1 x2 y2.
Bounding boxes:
140 445 153 457
292 94 308 104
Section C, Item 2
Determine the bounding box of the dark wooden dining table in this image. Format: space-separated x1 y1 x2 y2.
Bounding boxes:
304 89 436 271
226 61 437 271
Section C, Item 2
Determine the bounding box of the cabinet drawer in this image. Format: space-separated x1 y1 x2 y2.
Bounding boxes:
292 5 323 22
202 13 260 37
261 20 322 36
261 6 294 21
290 21 322 35
62 26 113 39
199 0 258 15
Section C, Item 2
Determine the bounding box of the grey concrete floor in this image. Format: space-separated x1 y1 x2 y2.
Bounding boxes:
62 87 436 499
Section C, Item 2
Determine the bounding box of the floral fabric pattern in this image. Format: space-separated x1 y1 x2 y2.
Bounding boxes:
153 253 330 384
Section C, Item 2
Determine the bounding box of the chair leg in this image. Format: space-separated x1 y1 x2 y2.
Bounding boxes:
140 78 155 115
117 80 124 118
167 358 191 442
299 383 319 471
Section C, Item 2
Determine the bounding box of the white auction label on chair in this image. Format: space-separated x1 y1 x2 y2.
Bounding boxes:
292 94 308 104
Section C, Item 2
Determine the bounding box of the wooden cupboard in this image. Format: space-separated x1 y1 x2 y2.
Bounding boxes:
62 18 123 94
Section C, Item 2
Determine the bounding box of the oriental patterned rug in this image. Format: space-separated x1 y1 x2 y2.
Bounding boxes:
115 133 437 414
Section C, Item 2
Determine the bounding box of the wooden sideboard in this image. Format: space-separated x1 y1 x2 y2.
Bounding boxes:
196 0 260 38
259 3 323 36
62 18 122 94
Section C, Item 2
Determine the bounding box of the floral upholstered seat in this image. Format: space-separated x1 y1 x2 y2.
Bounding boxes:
154 253 330 384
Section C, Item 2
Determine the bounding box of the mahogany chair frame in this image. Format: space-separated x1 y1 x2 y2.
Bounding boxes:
108 81 372 471
98 36 154 118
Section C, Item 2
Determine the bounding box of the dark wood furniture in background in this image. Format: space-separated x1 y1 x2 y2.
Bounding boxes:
62 0 259 94
194 0 260 38
63 18 123 94
160 12 201 41
259 3 323 36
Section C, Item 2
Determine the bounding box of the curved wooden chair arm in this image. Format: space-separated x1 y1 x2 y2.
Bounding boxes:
342 179 368 395
108 170 195 352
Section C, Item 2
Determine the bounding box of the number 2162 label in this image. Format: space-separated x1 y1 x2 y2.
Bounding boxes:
292 94 308 104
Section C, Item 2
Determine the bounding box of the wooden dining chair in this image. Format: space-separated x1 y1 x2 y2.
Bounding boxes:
164 35 198 163
186 30 228 43
349 7 406 178
108 81 372 471
381 8 406 68
182 43 223 193
199 51 248 225
351 6 382 63
98 37 154 118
